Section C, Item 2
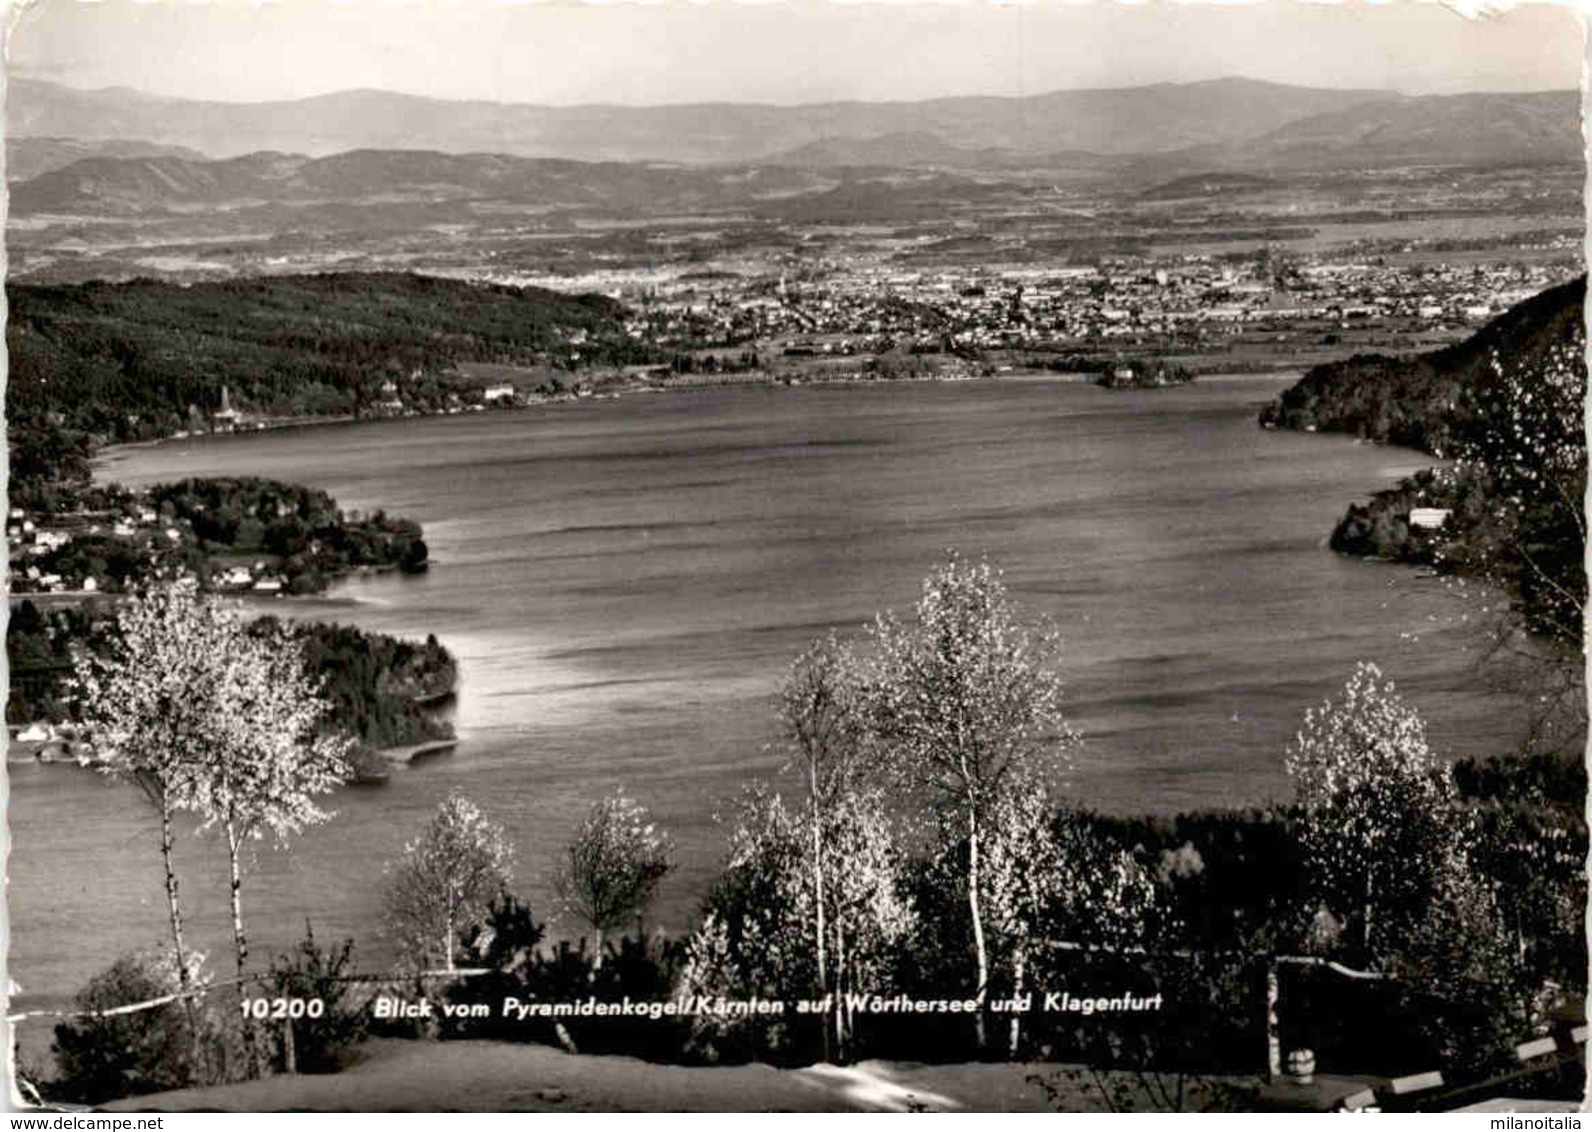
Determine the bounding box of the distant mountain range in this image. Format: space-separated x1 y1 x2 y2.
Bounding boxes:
8 76 1581 171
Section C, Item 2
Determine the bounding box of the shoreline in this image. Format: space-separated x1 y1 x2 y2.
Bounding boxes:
90 367 1304 469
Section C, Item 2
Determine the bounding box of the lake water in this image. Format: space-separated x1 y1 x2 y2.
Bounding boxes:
10 377 1531 1015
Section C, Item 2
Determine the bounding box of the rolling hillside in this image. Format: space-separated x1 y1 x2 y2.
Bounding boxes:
7 149 837 215
5 136 210 181
1260 274 1586 453
7 272 647 460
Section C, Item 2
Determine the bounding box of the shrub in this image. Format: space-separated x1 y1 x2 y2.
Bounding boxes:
50 948 222 1104
441 893 689 1062
266 923 369 1074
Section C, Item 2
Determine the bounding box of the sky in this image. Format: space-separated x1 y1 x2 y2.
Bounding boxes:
3 0 1583 106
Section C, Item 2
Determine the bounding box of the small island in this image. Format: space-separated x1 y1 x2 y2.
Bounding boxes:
1093 357 1197 389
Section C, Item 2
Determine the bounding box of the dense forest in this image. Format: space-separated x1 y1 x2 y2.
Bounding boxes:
148 477 429 590
7 600 455 753
1263 277 1587 652
7 272 654 497
1258 275 1585 450
258 616 457 750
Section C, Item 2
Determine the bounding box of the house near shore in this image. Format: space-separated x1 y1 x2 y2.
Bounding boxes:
1410 508 1451 530
483 383 517 403
214 385 244 431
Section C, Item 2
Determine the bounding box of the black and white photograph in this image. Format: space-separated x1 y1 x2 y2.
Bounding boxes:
2 0 1587 1113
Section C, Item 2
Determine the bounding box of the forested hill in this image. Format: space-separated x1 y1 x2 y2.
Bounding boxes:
7 272 648 482
1265 275 1587 658
1258 275 1586 455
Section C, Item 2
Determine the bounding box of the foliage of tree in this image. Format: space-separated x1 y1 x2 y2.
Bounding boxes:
16 602 456 759
443 893 687 1061
678 782 913 1064
776 632 871 1059
902 780 1160 1059
457 893 548 980
8 599 96 722
10 419 94 504
383 792 516 973
1455 752 1588 992
1332 334 1588 692
862 554 1075 1048
162 606 353 1074
1277 278 1586 754
259 618 456 750
554 790 674 961
1284 662 1462 967
49 947 227 1104
67 586 353 1080
1384 844 1541 1075
148 476 430 586
7 273 653 474
1259 274 1584 452
1043 807 1164 953
675 789 810 1062
266 924 369 1075
1435 338 1586 650
1285 662 1553 1072
70 586 232 1022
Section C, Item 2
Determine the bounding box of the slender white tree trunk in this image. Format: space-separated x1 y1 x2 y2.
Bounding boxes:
1362 870 1374 962
226 822 259 1078
834 923 850 1063
159 795 207 1081
159 799 192 986
967 807 989 1052
1007 949 1027 1058
811 764 831 1063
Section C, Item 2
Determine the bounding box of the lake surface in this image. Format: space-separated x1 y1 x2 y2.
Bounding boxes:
11 377 1530 1013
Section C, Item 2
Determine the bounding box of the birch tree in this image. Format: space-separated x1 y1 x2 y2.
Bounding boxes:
554 789 673 965
977 778 1159 1057
777 632 868 1060
74 588 351 1078
181 615 352 1075
71 585 223 1032
863 555 1075 1049
384 792 515 973
678 784 911 1062
1285 662 1461 966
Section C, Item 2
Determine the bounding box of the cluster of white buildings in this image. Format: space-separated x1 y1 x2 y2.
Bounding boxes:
598 256 1576 357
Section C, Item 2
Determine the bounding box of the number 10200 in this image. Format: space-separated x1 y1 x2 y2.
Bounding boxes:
240 997 326 1020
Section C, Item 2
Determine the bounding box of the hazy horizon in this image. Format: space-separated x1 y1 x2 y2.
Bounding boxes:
9 69 1583 112
5 0 1581 109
